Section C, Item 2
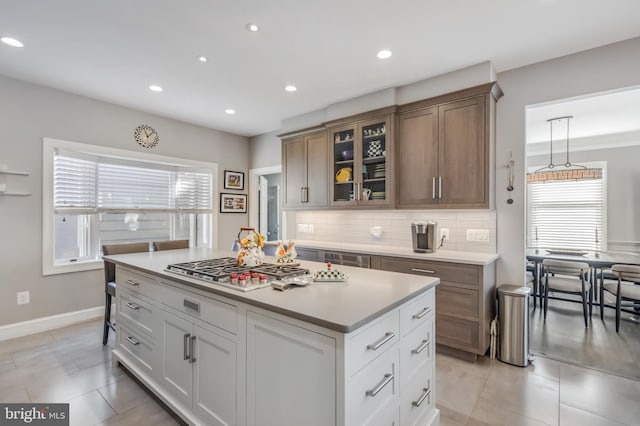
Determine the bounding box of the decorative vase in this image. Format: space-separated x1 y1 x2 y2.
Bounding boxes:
237 245 264 267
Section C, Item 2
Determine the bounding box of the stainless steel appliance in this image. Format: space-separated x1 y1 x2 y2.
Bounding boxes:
165 257 310 291
323 251 370 268
411 221 438 253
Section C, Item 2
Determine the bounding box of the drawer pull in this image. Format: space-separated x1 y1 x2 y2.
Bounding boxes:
125 302 140 310
412 307 431 319
189 335 197 363
410 268 436 275
125 279 140 286
184 333 191 361
412 388 431 407
367 332 395 351
126 336 140 346
184 299 200 313
366 373 394 397
411 339 430 355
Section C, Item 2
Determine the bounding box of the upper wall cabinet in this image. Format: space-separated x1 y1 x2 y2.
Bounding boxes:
397 83 502 209
326 110 395 208
282 130 328 209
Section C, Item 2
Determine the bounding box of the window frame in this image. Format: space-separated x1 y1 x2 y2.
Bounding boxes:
43 137 218 275
526 161 607 251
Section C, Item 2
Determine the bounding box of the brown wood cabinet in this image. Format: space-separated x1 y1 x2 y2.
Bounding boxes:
397 83 502 209
281 130 328 209
371 255 496 358
325 110 395 208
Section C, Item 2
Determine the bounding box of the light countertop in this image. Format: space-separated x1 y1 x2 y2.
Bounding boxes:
294 240 499 266
105 248 439 333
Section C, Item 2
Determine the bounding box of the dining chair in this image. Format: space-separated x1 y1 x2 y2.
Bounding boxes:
542 259 592 328
152 239 189 251
602 264 640 332
102 242 150 345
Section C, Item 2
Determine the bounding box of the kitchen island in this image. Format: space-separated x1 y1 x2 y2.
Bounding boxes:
105 248 440 426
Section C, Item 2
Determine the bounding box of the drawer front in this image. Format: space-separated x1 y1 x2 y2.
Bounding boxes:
401 321 433 383
117 321 155 375
400 289 434 336
402 365 434 426
436 286 479 320
161 284 237 335
436 314 479 351
349 347 399 426
119 290 156 338
348 310 400 375
117 267 158 301
295 247 322 262
375 256 480 287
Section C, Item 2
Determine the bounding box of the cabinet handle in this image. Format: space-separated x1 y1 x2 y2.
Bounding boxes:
411 339 430 355
438 176 442 199
366 332 395 351
366 373 394 397
125 279 139 286
412 307 431 319
189 335 197 363
126 336 140 346
300 187 305 203
125 302 140 310
412 387 431 407
410 268 436 275
305 187 309 203
184 333 191 361
432 177 436 200
184 299 200 313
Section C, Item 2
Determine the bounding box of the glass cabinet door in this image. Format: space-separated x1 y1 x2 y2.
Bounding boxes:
359 118 388 204
331 126 356 204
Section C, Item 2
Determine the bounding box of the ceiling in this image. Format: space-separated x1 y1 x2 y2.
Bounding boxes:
2 0 640 137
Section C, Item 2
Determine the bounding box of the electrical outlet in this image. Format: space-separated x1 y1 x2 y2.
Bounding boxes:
440 228 450 241
297 224 309 233
308 224 314 233
17 291 30 305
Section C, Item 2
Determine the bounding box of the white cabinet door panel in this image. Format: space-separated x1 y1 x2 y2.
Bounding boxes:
160 309 193 408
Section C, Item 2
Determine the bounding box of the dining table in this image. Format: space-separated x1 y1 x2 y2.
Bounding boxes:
526 248 640 321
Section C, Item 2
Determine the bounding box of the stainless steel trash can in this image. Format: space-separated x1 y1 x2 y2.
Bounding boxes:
498 285 533 367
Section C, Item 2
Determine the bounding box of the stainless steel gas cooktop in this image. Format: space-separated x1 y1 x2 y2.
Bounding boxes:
165 257 310 292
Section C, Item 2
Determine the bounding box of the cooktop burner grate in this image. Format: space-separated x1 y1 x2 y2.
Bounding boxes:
165 257 310 291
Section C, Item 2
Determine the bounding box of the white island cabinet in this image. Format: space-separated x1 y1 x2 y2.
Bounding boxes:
108 249 439 426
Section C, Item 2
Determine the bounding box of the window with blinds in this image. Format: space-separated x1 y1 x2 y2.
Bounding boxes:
54 151 212 214
527 167 606 251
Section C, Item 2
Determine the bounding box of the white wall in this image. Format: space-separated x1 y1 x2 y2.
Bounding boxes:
527 144 640 249
0 75 249 326
496 36 640 286
249 130 281 169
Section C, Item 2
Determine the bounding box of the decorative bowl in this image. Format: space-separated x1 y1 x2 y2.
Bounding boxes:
341 150 354 161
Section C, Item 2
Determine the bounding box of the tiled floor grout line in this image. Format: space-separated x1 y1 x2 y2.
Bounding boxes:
461 360 493 425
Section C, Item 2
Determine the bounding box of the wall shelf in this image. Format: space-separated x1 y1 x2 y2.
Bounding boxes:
0 170 30 176
0 192 32 196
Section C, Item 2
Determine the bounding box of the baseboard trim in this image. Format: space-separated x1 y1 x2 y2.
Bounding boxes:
0 306 104 342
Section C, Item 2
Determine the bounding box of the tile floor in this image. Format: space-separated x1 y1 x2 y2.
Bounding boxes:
1 318 639 425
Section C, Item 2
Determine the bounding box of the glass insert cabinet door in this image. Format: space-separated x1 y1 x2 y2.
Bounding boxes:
330 115 391 206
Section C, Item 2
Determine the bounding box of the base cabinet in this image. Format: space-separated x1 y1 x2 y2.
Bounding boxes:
246 311 336 426
159 308 237 426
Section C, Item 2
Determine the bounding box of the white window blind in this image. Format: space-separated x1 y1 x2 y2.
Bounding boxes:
53 151 212 214
527 177 604 251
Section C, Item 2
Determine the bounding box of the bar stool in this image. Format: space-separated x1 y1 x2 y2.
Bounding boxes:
152 239 189 251
542 259 592 328
602 264 640 332
102 242 149 345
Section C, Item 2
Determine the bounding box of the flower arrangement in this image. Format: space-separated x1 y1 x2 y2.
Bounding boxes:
239 232 265 250
276 240 298 264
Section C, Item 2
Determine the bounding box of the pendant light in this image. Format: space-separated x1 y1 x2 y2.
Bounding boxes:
535 115 586 172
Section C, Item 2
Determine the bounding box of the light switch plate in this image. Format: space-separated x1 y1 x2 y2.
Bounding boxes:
17 291 30 305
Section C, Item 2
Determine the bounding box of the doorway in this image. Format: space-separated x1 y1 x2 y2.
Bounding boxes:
249 166 283 242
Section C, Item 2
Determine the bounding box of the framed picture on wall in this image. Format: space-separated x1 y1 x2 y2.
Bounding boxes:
220 193 247 213
224 170 244 190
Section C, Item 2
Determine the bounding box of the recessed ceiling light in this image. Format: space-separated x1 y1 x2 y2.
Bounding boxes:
197 55 207 63
149 85 163 92
246 23 259 32
376 49 392 59
284 85 297 92
1 37 24 48
225 109 236 115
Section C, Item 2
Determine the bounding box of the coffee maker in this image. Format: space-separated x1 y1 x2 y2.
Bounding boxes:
411 221 438 253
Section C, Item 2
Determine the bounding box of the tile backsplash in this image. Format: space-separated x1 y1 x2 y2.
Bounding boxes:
286 209 497 253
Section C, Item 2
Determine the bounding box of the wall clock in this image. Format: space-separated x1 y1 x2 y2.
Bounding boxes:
134 124 159 148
